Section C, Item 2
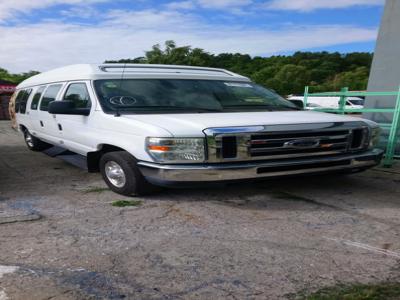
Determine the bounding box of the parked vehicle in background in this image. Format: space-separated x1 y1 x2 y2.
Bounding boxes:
287 95 365 110
0 79 16 121
12 64 383 196
286 99 323 110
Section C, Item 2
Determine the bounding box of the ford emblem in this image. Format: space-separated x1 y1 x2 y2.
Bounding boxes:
283 139 320 149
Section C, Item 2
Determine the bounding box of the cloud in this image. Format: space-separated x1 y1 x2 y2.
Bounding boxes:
165 0 252 11
0 1 381 72
165 1 196 10
197 0 252 9
0 0 108 22
264 0 384 12
104 9 198 29
60 6 99 19
0 8 378 73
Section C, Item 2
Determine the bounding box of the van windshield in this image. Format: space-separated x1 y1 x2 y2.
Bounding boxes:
94 79 299 114
348 99 365 106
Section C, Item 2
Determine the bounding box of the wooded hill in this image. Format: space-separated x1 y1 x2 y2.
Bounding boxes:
1 41 373 96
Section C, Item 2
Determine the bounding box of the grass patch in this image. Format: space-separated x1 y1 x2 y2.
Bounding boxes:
296 283 400 300
111 200 143 207
272 191 312 202
83 187 109 194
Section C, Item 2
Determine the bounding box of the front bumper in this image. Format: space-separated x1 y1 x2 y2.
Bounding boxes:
137 149 384 185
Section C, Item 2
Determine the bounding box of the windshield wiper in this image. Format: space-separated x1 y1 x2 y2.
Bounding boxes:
222 104 274 111
223 104 301 111
113 105 223 113
182 107 222 112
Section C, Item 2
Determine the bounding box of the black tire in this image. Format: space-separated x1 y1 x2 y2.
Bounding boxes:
23 129 51 151
100 151 160 196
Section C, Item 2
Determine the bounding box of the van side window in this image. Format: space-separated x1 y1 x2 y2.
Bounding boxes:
31 86 46 110
19 89 32 114
40 84 62 111
14 90 25 113
15 89 32 114
63 83 92 109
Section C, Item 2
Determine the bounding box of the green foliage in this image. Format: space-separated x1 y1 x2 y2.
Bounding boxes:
112 200 143 207
1 41 372 95
106 41 373 95
83 187 110 194
0 68 40 84
295 283 400 300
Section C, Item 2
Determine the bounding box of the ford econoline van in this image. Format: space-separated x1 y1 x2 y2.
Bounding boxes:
12 64 383 196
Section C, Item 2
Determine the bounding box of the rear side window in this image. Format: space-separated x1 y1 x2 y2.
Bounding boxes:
31 86 46 110
40 84 62 111
63 83 91 108
15 89 32 114
14 90 24 113
19 89 32 114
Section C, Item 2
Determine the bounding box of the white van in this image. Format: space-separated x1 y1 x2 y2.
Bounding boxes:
288 95 365 110
13 64 383 196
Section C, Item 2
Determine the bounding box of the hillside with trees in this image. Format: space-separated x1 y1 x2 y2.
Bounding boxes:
106 41 373 95
0 68 40 85
1 41 373 96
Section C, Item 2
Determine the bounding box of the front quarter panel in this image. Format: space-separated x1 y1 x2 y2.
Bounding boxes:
89 112 173 161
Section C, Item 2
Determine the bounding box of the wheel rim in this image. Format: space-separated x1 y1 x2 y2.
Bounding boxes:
105 161 126 188
25 132 34 147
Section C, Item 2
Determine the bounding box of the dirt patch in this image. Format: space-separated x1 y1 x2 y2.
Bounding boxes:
1 121 400 299
0 212 41 224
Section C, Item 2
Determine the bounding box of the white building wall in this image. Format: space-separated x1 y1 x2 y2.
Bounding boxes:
364 0 400 152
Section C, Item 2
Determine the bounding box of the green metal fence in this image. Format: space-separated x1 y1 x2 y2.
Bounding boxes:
302 86 400 167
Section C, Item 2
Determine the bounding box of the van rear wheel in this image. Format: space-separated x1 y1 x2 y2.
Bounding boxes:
100 151 160 196
23 129 51 151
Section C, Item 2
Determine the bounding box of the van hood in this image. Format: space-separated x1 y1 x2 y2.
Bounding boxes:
121 111 372 137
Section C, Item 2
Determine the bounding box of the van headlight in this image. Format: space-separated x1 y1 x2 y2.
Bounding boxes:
369 127 381 148
146 137 205 163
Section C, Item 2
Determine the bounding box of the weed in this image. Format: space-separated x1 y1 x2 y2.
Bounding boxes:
83 187 109 194
111 200 143 207
295 283 400 300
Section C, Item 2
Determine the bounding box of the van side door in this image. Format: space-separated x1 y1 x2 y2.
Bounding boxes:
37 84 64 145
28 86 46 133
56 82 94 154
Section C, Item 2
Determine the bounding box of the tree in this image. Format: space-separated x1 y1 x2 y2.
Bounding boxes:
273 65 311 95
328 67 370 91
2 40 374 94
0 68 40 84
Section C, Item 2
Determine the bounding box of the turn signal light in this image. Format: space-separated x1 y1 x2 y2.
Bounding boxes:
148 145 171 152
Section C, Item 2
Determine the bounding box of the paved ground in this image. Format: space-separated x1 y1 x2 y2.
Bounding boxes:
0 120 400 300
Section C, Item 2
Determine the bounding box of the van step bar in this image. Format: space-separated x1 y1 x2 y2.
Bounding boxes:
43 146 73 157
43 146 87 170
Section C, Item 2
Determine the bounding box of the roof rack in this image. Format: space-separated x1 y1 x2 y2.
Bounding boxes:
17 64 249 89
98 64 239 77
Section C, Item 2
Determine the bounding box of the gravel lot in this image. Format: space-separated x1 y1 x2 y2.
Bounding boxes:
1 120 400 300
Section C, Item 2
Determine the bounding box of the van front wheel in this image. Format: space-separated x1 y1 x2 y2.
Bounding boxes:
100 151 159 196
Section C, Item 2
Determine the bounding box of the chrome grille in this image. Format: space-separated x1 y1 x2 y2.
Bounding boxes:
250 130 350 158
204 122 370 163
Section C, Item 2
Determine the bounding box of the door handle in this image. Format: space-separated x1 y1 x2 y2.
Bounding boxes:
58 124 63 131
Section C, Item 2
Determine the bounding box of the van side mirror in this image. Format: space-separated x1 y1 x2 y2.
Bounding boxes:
48 101 90 116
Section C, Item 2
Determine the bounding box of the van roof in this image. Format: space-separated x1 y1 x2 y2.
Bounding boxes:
17 64 250 89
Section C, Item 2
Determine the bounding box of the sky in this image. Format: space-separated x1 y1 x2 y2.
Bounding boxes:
0 0 385 73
